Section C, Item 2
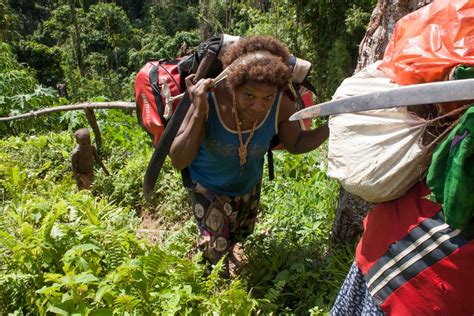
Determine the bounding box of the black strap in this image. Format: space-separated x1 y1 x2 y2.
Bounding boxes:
143 50 217 201
302 78 320 103
143 92 193 200
181 167 193 189
267 148 274 181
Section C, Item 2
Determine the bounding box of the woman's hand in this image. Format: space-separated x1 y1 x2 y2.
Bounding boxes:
170 75 214 170
185 74 214 118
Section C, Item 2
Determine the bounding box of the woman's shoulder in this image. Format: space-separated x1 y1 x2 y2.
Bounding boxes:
277 92 296 123
213 85 232 110
213 84 231 101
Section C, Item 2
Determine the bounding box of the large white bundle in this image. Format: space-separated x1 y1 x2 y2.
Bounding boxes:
328 62 434 202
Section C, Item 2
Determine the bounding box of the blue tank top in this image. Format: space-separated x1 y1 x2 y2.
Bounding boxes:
189 92 281 196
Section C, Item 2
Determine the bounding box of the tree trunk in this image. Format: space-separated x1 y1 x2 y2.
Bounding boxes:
224 0 233 33
198 0 212 41
330 0 435 247
293 0 303 57
84 108 102 152
69 0 85 76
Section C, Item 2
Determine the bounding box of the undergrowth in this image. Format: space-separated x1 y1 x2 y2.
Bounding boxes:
0 112 352 314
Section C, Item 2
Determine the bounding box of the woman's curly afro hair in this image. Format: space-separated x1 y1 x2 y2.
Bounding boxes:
222 35 292 91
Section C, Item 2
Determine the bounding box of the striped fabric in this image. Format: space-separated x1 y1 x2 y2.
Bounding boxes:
353 182 474 315
365 211 469 305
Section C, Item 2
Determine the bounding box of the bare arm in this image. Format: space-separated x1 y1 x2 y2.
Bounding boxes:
169 103 207 170
277 94 329 154
71 149 79 177
93 147 110 176
169 76 214 170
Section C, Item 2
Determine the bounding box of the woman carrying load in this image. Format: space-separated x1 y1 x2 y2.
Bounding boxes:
170 35 329 275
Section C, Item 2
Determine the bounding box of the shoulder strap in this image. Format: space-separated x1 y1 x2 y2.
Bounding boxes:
181 167 193 188
267 148 275 181
143 50 217 200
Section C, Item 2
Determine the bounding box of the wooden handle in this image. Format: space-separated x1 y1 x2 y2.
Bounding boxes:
193 49 217 83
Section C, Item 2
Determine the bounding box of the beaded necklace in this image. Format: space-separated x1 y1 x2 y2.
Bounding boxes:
231 94 258 169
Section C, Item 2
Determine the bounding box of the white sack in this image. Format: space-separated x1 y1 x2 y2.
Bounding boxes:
328 62 432 202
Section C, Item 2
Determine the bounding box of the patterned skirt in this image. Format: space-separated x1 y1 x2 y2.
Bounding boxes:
331 262 385 316
188 182 261 265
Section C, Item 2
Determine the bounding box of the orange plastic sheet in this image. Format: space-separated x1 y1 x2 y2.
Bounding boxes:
378 0 474 85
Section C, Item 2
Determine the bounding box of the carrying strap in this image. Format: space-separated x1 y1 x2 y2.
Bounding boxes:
143 50 217 201
181 167 193 189
266 79 317 181
267 149 275 181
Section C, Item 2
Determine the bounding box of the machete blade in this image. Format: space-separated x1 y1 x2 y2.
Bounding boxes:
289 79 474 121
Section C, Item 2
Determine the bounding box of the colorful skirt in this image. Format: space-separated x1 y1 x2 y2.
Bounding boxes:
188 182 261 265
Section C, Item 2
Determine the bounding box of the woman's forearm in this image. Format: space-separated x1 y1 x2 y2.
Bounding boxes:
169 111 207 170
287 123 329 154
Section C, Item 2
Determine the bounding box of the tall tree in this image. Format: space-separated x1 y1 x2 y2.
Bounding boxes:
199 0 212 41
69 0 85 76
330 0 435 246
0 1 12 42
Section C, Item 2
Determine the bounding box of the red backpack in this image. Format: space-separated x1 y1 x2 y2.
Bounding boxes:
135 59 185 146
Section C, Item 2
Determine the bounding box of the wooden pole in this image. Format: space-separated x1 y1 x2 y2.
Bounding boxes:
0 102 135 122
84 108 102 151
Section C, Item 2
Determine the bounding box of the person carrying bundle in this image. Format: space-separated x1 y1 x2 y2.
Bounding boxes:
169 35 329 276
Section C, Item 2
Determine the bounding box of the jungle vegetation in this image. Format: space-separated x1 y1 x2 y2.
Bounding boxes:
1 0 375 314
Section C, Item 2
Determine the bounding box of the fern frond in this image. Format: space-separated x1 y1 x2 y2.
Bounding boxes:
0 273 35 312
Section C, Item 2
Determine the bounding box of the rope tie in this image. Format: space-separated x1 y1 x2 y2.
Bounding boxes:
232 94 257 169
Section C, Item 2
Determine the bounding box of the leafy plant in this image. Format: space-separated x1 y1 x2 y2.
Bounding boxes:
14 40 64 87
235 146 345 313
0 42 67 136
0 132 259 314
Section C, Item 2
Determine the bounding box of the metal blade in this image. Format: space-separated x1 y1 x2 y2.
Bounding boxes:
289 79 474 121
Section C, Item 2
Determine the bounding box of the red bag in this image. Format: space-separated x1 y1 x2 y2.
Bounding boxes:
135 59 184 146
378 0 474 85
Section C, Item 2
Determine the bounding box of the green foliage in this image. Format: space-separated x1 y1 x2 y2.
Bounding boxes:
236 146 347 313
62 67 133 101
7 0 376 104
33 4 73 47
128 30 201 70
211 0 374 100
27 3 141 102
0 1 18 42
82 3 137 72
7 0 53 38
14 40 64 87
345 4 372 34
0 131 259 315
1 113 351 314
145 0 199 36
0 42 67 136
298 0 374 99
0 42 37 99
232 2 310 55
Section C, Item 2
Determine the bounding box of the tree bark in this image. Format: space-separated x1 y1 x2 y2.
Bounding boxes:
198 0 212 41
0 102 135 122
293 0 303 57
330 0 435 247
84 108 102 152
69 0 85 76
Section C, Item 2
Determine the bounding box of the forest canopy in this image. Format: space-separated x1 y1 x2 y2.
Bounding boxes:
2 0 375 106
